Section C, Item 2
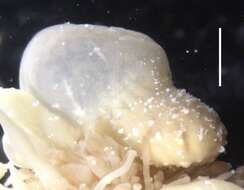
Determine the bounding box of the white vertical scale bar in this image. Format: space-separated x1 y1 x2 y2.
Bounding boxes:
218 28 222 87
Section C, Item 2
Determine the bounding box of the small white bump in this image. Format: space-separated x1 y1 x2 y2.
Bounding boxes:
91 160 96 165
115 112 122 119
118 128 124 134
181 108 189 114
48 116 60 121
219 146 225 153
171 113 178 119
158 112 162 117
138 122 143 127
80 183 87 187
155 132 162 141
198 128 204 141
132 128 139 137
124 146 129 151
103 147 110 151
123 136 129 141
110 151 116 155
52 103 60 109
136 139 142 144
32 100 40 107
148 120 155 127
53 84 59 90
133 183 142 190
176 150 183 156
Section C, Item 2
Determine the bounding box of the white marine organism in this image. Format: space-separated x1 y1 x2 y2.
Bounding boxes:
0 24 242 190
20 24 226 167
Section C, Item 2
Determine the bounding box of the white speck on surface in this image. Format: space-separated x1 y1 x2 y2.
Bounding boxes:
93 47 106 61
52 103 60 109
155 132 162 141
177 139 184 145
148 120 155 127
204 180 211 185
118 128 124 134
138 122 143 127
32 100 40 107
79 183 87 189
166 121 171 125
147 97 154 103
132 128 139 137
61 41 66 46
6 111 13 117
171 97 177 103
124 147 128 151
136 139 142 144
110 150 116 155
198 128 204 141
123 136 129 141
165 88 170 92
133 183 142 190
48 116 60 121
176 150 183 156
181 108 189 114
91 160 96 165
158 112 162 117
219 146 225 153
73 107 85 117
115 112 122 119
53 83 59 90
171 113 178 119
88 51 93 56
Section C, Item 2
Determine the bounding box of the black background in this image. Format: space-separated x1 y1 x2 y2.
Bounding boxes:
0 0 243 166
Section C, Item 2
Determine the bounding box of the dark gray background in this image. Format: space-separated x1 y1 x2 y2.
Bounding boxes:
0 0 243 166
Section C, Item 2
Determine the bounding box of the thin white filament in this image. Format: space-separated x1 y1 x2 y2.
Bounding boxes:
93 150 137 190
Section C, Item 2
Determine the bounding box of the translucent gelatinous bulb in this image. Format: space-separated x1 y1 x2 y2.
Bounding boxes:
19 24 226 167
20 24 172 125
